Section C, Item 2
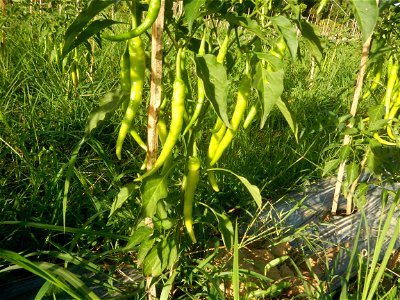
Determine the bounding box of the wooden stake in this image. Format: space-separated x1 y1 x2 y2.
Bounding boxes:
146 0 165 299
331 34 373 214
0 0 6 48
146 0 165 172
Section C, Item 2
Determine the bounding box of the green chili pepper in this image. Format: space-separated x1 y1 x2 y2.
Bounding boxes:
129 128 147 151
136 48 185 181
116 35 146 160
183 156 200 243
103 0 161 41
120 42 131 93
384 57 399 119
210 73 251 166
217 28 231 64
243 105 257 129
183 31 207 135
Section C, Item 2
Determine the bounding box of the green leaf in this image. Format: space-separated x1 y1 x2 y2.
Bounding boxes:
215 211 234 251
339 144 352 162
322 159 340 176
354 182 368 208
137 238 155 266
350 0 378 43
233 174 262 209
143 238 176 277
275 97 298 141
141 176 168 218
63 0 114 58
368 104 386 131
223 12 266 40
195 54 231 128
63 19 121 58
84 90 125 137
183 0 206 32
271 15 298 61
298 20 324 63
109 183 136 218
160 270 178 300
254 62 284 129
124 226 153 250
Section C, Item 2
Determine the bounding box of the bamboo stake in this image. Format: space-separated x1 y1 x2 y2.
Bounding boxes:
331 34 373 215
0 0 5 48
146 0 165 298
146 0 165 172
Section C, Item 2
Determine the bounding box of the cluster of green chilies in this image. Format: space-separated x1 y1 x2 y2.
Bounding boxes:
368 54 400 146
113 4 288 242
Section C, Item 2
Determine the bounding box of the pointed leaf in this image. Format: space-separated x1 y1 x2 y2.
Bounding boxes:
224 12 266 40
351 0 378 43
137 238 155 266
232 221 240 300
63 19 121 57
109 183 137 218
37 262 100 300
230 173 262 209
84 90 125 137
124 226 153 250
141 176 168 218
183 0 206 32
275 97 298 141
271 15 298 61
63 0 114 58
322 159 340 176
195 54 231 128
298 20 324 63
215 211 234 250
143 238 174 277
254 62 284 129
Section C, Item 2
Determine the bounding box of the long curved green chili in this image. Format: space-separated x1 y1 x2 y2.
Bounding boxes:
183 31 207 135
116 35 146 160
210 73 251 166
183 156 200 243
136 48 185 181
103 0 161 41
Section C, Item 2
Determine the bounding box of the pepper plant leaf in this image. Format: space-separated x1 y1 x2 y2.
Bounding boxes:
195 54 231 128
183 0 206 32
350 0 378 43
253 61 284 129
63 0 114 58
141 176 169 218
271 15 298 61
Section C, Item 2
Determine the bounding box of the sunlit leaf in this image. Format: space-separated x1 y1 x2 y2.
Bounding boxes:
275 98 298 141
141 176 168 218
271 15 298 61
183 0 206 32
322 159 340 176
63 0 114 58
109 183 137 218
195 54 231 128
215 211 234 251
350 0 378 43
253 62 284 129
298 20 324 63
223 12 266 40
